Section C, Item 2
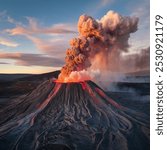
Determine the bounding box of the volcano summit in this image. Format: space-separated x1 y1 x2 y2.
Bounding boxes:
0 80 149 150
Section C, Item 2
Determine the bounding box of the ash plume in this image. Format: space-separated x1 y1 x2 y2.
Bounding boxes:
58 10 139 82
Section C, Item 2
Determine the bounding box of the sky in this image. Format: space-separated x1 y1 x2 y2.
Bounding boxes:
0 0 149 74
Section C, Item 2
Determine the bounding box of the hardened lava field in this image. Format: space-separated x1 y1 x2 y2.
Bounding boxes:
0 80 149 150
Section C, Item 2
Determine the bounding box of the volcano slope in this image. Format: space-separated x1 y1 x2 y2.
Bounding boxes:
0 80 149 150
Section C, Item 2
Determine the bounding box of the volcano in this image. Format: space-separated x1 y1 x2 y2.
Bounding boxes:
0 80 149 150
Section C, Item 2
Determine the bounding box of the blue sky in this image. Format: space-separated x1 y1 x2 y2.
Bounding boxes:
0 0 149 74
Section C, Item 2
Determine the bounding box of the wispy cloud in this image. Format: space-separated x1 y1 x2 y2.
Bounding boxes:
0 38 19 47
0 11 23 26
0 10 7 21
0 52 64 67
123 47 150 71
100 0 114 6
26 35 69 56
0 62 9 64
131 1 149 29
6 16 22 26
6 17 77 35
4 16 76 57
87 0 115 17
129 0 149 52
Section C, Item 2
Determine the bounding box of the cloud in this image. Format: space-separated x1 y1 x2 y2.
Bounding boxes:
6 17 77 35
132 47 150 70
0 11 7 21
26 35 69 56
122 47 150 72
6 16 23 26
100 0 114 6
0 11 23 26
4 16 76 57
0 38 19 47
0 52 64 67
129 0 149 51
131 2 149 32
0 62 9 64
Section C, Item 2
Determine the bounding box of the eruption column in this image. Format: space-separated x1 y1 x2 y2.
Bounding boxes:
57 10 138 82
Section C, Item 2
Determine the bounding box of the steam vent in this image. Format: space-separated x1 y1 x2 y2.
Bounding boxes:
0 80 149 150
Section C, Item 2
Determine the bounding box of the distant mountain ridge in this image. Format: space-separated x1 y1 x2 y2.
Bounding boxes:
0 70 60 82
0 69 149 82
0 70 149 98
0 74 31 81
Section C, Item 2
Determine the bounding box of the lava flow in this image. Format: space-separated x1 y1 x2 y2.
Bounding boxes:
0 80 149 150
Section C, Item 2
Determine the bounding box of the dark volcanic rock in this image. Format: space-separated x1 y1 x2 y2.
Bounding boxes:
0 80 149 150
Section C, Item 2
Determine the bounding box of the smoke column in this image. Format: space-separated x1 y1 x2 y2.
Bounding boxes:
57 10 139 82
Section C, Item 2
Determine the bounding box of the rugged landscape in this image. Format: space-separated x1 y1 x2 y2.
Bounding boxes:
0 71 150 150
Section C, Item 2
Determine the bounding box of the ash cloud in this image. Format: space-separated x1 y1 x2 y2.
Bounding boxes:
58 10 139 81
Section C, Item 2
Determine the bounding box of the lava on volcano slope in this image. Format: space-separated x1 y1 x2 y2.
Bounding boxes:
0 80 149 150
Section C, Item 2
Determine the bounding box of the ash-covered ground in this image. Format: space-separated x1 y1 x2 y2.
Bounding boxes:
0 71 149 150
